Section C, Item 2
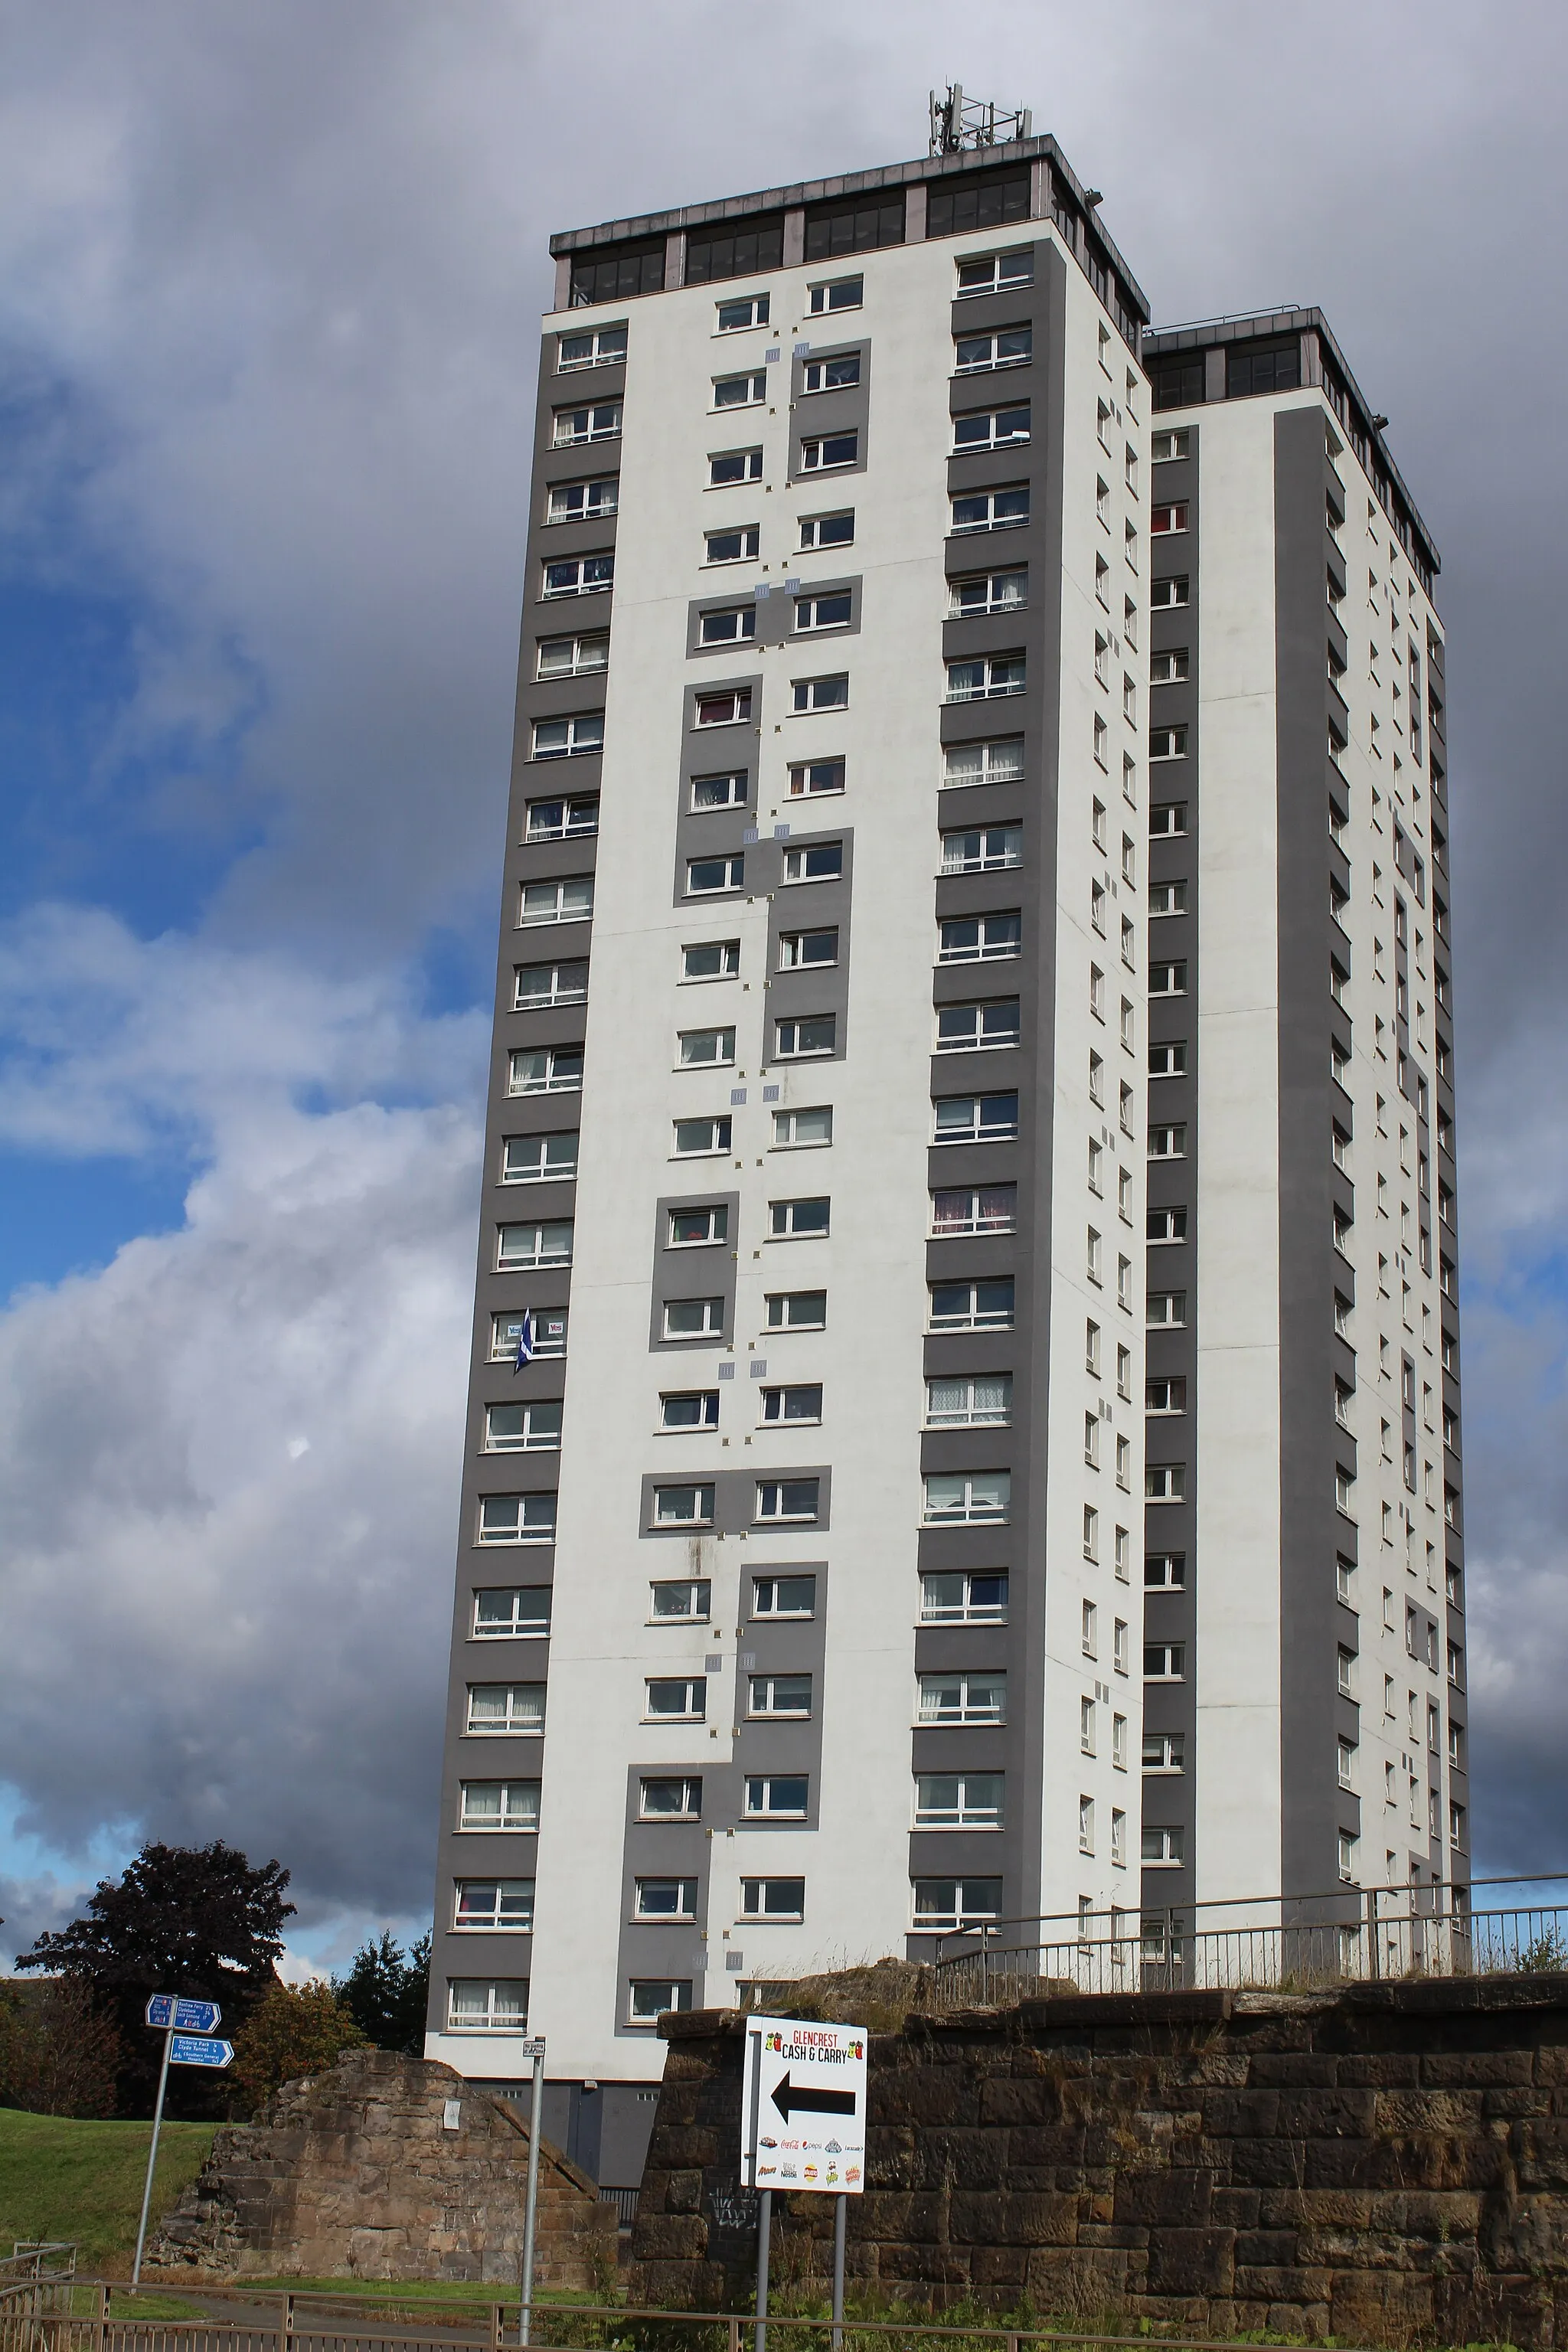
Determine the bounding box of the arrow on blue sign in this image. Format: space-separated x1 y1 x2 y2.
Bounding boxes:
145 1994 222 2033
169 2034 234 2069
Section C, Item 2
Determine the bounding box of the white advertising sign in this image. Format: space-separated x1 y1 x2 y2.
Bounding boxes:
740 2014 867 2195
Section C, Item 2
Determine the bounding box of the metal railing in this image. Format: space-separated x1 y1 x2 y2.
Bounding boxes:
15 2294 1375 2352
1 2249 79 2352
929 1873 1568 2007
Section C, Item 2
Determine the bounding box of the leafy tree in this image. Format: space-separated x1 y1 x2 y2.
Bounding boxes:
332 1931 431 2053
18 1841 294 2118
0 1978 122 2117
230 1978 366 2112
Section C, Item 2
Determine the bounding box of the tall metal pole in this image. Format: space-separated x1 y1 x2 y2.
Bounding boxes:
519 2043 545 2347
132 2028 175 2288
754 2187 773 2352
831 2190 847 2352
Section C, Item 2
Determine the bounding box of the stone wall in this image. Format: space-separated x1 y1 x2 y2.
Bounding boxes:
150 2049 618 2286
630 1975 1568 2347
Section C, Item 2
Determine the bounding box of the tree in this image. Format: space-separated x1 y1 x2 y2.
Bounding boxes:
229 1978 366 2112
18 1841 295 2118
332 1931 431 2054
0 1978 122 2118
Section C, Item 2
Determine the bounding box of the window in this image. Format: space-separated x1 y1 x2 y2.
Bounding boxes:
769 1197 829 1240
1227 340 1301 397
454 1880 534 1932
920 1569 1008 1624
482 1495 561 1552
753 1573 817 1617
1151 503 1188 536
947 653 1025 702
714 371 766 410
496 1220 573 1271
714 288 770 330
686 854 744 896
1148 649 1188 686
915 1772 1003 1829
799 511 854 551
912 1877 1002 1930
645 1677 706 1720
519 877 593 927
782 841 844 885
681 938 741 982
923 1471 1011 1524
1149 960 1187 997
466 1683 545 1734
748 1673 812 1717
773 1105 833 1149
1148 880 1187 918
802 351 861 393
939 826 1022 880
1142 1826 1184 1868
1150 577 1189 610
678 1026 736 1068
939 910 1021 962
709 447 764 487
766 1289 827 1331
491 1310 567 1364
1337 1831 1359 1884
954 247 1033 298
1149 727 1187 762
954 324 1032 373
673 1115 732 1158
472 1587 551 1638
668 1204 729 1249
953 403 1031 453
808 274 864 313
926 1374 1011 1428
514 958 588 1011
531 713 603 762
700 605 756 646
652 1483 714 1528
1146 1291 1186 1330
936 999 1021 1054
1145 1378 1186 1418
951 485 1029 534
508 1045 583 1096
746 1775 810 1819
775 1015 837 1060
662 1297 724 1340
1147 1042 1185 1079
500 1131 578 1187
459 1780 541 1831
918 1671 1004 1725
1079 1797 1096 1854
1151 429 1190 462
1145 1552 1185 1590
547 477 617 524
795 592 853 634
1145 1462 1185 1501
933 1091 1018 1145
740 1877 805 1922
949 569 1027 618
551 400 621 447
1142 1732 1184 1774
649 1577 712 1619
695 687 753 727
792 675 849 714
635 1877 698 1921
800 433 859 472
929 1277 1014 1331
448 1979 528 2033
535 628 609 680
777 926 839 973
542 550 613 600
484 1402 562 1454
661 1391 720 1434
1148 1124 1187 1160
629 1980 692 2023
943 737 1024 789
930 1184 1015 1236
557 322 627 371
760 1383 823 1425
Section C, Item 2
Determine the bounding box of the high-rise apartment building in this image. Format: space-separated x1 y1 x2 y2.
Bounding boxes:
422 136 1464 2190
1133 312 1465 1921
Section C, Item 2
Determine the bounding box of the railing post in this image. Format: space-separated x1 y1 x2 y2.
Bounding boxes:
729 2321 742 2352
1367 1885 1380 1979
280 2292 294 2352
96 2281 108 2352
492 2301 504 2352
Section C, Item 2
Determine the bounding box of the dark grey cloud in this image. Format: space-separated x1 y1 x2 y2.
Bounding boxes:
0 0 1563 1941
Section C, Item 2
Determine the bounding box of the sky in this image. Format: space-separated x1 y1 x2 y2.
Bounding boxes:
2 0 1566 1974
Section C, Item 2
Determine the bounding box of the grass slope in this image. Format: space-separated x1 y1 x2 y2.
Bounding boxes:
0 2107 215 2272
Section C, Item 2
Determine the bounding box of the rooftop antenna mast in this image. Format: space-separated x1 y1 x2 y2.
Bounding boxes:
929 84 1034 158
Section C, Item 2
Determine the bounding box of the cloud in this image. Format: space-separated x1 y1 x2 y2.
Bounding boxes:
0 909 484 1957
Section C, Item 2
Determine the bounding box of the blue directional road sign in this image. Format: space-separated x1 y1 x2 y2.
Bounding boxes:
145 1994 222 2033
170 2034 234 2069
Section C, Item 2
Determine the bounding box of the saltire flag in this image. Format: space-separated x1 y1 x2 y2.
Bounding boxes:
512 1309 535 1371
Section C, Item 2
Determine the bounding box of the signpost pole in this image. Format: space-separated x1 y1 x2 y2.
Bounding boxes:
831 2190 847 2352
519 2039 546 2347
753 2186 773 2352
131 2027 174 2288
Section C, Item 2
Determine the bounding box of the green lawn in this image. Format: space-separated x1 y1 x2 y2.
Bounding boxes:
0 2106 215 2272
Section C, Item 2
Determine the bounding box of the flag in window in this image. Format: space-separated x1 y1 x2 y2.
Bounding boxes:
512 1310 535 1372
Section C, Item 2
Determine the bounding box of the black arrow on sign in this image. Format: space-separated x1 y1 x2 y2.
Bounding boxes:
770 2071 857 2122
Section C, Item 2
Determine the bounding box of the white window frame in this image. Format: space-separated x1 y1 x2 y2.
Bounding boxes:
465 1682 545 1734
